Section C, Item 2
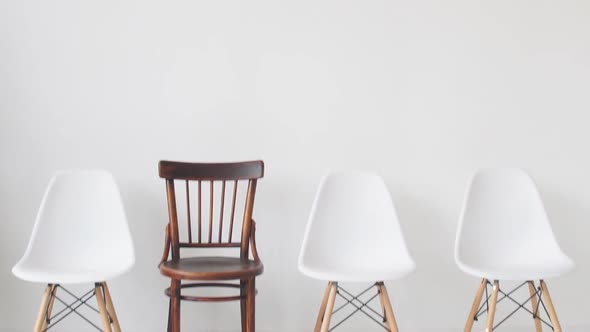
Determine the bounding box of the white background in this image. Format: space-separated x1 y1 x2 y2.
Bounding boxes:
1 0 589 331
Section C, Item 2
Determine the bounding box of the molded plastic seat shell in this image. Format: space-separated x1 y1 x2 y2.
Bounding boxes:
12 170 135 284
455 168 573 281
298 172 415 282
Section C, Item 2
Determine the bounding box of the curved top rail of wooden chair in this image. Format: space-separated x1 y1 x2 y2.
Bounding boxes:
159 160 264 181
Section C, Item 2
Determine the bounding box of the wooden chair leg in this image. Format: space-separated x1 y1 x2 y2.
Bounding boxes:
34 284 53 332
377 282 399 332
464 278 487 332
167 297 172 332
241 280 247 332
540 280 562 332
485 280 500 332
528 281 543 332
102 282 122 332
377 283 387 323
40 285 58 332
170 279 181 332
314 282 334 332
320 282 338 332
95 283 113 332
246 278 256 332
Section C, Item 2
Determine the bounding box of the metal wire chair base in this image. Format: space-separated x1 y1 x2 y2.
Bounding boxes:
41 283 111 332
327 283 391 331
474 280 555 331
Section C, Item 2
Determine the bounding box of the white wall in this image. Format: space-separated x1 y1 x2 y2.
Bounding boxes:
1 0 590 331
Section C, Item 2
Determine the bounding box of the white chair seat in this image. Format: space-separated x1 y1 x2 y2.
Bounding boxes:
12 262 131 284
298 172 414 331
13 170 134 332
13 170 135 284
455 169 572 332
454 168 574 280
300 261 415 282
457 256 574 281
299 172 415 282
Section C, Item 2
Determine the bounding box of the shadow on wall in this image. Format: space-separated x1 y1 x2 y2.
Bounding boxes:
539 187 590 324
542 189 590 265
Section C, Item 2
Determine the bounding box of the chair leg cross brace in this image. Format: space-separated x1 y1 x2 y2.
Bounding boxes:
316 282 398 332
34 283 121 332
331 287 387 331
465 279 562 332
47 287 102 331
475 281 528 320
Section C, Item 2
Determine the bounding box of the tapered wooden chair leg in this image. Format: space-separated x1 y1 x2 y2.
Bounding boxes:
34 284 53 332
485 280 500 332
40 285 58 332
170 279 181 332
320 282 338 332
246 278 256 332
464 278 487 332
314 282 333 332
95 283 113 332
376 282 387 323
540 280 562 332
167 298 172 332
377 282 399 332
528 281 543 332
102 283 122 332
241 280 247 332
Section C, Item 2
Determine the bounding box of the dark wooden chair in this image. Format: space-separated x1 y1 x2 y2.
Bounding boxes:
158 160 264 332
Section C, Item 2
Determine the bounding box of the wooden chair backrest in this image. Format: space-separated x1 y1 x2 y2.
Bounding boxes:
159 160 264 260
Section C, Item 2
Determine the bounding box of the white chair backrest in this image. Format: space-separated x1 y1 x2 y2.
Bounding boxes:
19 170 134 277
299 172 413 273
455 168 565 266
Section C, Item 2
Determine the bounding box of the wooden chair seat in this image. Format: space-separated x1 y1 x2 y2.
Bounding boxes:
160 257 264 281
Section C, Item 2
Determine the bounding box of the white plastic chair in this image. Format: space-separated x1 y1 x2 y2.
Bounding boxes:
13 170 135 332
456 168 573 332
299 172 415 332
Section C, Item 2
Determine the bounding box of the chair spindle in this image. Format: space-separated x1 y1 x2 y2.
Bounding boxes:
228 180 238 242
185 180 192 243
218 181 226 243
198 180 202 243
209 181 214 243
